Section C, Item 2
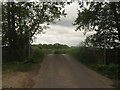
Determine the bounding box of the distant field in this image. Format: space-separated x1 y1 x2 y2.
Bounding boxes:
41 49 55 55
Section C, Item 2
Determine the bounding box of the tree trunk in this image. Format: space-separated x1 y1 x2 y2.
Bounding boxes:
7 2 20 60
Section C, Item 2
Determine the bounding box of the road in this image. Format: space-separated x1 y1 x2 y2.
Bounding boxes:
32 54 114 88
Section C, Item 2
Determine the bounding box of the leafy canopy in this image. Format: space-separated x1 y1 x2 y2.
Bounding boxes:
74 2 120 48
2 2 66 60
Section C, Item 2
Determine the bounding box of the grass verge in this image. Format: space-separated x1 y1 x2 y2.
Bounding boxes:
62 47 120 80
3 49 44 71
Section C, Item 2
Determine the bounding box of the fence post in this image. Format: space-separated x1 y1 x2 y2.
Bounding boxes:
104 32 106 64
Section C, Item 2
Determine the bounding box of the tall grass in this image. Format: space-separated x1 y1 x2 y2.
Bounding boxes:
63 47 95 64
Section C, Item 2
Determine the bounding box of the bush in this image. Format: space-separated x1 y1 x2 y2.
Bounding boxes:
95 64 120 79
3 49 45 70
32 49 44 60
23 49 44 64
63 47 79 56
23 57 35 64
65 47 95 64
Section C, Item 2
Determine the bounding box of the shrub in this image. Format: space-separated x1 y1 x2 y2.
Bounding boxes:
32 49 44 61
95 64 120 79
73 47 95 64
23 57 35 64
23 49 44 64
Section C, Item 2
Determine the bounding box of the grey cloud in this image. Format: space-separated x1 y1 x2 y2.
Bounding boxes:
33 25 90 46
51 2 79 28
33 2 95 46
54 18 75 28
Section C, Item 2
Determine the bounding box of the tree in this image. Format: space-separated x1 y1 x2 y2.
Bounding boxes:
74 2 120 42
2 2 66 61
82 31 120 49
38 43 69 49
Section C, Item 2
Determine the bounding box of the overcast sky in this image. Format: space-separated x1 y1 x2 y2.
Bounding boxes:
33 2 94 46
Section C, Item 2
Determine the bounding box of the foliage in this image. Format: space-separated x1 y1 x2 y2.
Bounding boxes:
38 43 69 49
74 2 120 48
62 47 80 56
63 47 95 63
32 43 69 55
63 47 120 80
76 47 95 63
3 49 44 70
32 49 44 61
95 64 120 80
2 2 66 61
81 32 120 49
24 49 44 64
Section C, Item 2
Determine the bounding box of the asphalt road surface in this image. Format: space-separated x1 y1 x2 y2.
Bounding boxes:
33 54 114 88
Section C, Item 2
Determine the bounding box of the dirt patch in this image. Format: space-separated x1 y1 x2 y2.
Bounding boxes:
112 80 120 88
3 63 40 88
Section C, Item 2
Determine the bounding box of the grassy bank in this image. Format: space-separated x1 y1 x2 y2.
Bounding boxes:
62 47 120 80
3 49 44 71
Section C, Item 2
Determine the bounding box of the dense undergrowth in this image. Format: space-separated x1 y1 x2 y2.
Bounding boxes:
3 49 44 71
